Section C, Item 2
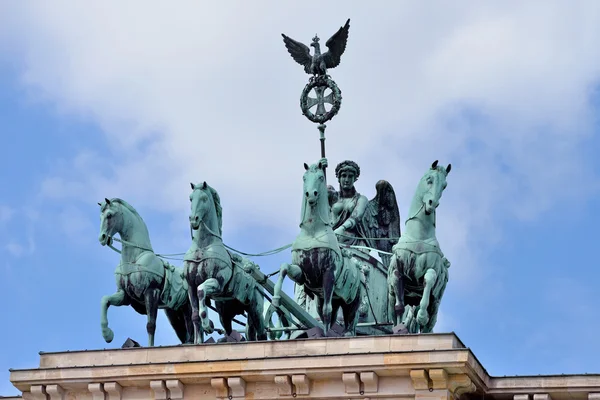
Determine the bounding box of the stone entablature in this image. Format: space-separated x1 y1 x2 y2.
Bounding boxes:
5 334 600 400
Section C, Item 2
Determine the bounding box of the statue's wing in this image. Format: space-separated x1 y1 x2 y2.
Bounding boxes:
327 184 339 208
281 34 312 74
322 19 350 70
360 180 401 265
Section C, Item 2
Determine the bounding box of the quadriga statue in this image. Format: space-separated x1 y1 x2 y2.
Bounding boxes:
97 198 193 347
388 161 452 334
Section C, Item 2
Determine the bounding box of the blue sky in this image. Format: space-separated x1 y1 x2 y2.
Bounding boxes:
2 2 600 396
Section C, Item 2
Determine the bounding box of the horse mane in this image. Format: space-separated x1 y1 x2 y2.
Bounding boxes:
109 198 148 229
202 184 223 235
110 198 139 219
106 198 152 248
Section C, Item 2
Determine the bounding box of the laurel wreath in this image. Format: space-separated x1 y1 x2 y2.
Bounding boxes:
300 76 343 124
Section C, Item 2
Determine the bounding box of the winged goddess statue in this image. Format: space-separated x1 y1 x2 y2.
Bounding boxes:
282 19 350 77
324 158 401 266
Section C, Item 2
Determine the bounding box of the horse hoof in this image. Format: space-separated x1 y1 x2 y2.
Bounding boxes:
417 309 429 326
203 324 214 335
102 327 114 343
272 296 281 308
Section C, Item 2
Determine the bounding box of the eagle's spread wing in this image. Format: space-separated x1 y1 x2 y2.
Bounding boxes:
360 180 401 266
281 34 312 74
323 19 350 70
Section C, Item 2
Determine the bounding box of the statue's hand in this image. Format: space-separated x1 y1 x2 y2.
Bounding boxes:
334 226 345 236
319 157 328 168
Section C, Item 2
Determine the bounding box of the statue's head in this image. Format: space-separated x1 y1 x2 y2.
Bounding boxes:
98 198 122 246
335 160 360 191
421 160 451 215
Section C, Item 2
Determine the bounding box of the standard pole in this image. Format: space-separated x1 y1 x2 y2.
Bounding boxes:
318 123 327 180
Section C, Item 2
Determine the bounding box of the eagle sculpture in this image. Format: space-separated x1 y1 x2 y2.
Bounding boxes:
282 19 350 77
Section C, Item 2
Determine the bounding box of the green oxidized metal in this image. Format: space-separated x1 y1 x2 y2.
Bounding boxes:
94 20 454 346
300 76 342 124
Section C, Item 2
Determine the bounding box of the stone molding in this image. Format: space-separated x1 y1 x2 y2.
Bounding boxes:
410 369 476 400
8 334 600 400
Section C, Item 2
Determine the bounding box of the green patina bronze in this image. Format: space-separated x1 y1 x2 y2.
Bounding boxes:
294 157 402 332
91 20 456 345
387 161 452 334
282 19 350 78
272 161 364 336
184 182 267 344
97 198 193 347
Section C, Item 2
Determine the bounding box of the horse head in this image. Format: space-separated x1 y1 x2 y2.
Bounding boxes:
421 160 451 216
303 161 327 207
189 181 223 235
98 198 123 246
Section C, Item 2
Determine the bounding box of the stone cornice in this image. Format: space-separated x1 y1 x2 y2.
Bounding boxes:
8 334 600 400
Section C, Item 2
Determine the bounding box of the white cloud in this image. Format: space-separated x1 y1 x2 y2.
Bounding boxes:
1 1 600 297
5 242 24 257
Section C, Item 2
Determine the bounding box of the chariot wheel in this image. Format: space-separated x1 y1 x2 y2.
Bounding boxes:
264 302 295 340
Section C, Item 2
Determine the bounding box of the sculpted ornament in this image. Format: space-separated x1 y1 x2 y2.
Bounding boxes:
282 19 350 78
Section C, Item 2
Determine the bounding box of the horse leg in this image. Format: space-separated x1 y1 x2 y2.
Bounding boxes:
321 265 335 336
250 289 267 341
182 302 195 343
388 254 405 326
329 300 341 332
247 306 266 342
100 290 129 343
342 292 362 337
273 263 304 308
417 268 437 329
198 278 221 334
422 300 441 333
187 284 203 344
144 289 160 347
216 301 233 337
